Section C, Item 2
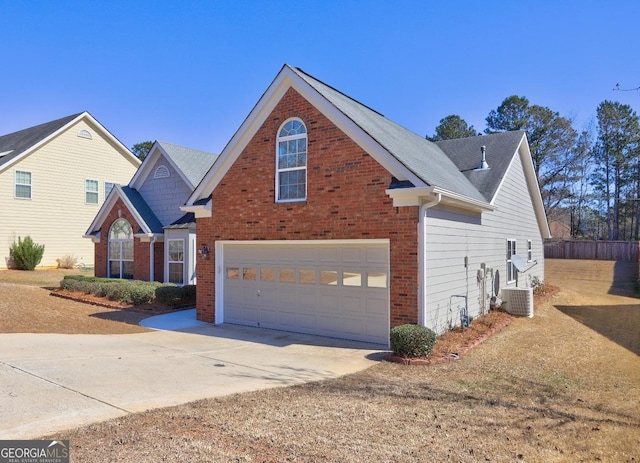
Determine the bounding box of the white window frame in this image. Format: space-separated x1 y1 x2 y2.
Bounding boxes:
275 118 307 203
105 182 117 198
506 239 517 284
108 218 134 279
527 240 533 262
14 170 32 199
167 239 185 285
85 179 99 204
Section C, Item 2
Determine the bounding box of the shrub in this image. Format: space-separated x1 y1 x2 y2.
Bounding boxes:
128 282 158 305
529 275 546 295
390 324 437 358
9 236 45 270
58 276 195 307
155 285 197 307
56 255 78 269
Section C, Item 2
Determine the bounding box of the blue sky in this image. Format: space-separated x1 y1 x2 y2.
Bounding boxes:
1 0 639 153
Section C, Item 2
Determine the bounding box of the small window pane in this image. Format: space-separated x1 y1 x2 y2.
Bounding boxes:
343 271 362 287
279 268 295 283
15 184 31 199
243 268 257 280
299 269 315 284
367 272 387 288
109 261 120 278
122 241 133 260
321 270 339 285
109 242 121 259
260 268 275 282
226 267 239 280
169 263 184 284
168 240 184 261
122 261 134 280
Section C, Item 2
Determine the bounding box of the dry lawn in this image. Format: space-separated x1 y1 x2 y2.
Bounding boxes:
2 263 639 461
0 269 148 334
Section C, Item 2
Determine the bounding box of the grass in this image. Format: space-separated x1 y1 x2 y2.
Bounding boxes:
2 262 639 461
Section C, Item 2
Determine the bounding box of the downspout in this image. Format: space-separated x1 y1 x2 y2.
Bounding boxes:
418 193 441 326
149 236 158 282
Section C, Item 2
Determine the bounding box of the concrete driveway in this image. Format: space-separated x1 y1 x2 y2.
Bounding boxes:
0 311 384 439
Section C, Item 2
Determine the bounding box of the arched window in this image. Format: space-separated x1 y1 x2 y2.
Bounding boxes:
276 118 307 202
108 218 134 279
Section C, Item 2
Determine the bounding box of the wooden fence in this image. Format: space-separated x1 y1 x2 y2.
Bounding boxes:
544 240 640 262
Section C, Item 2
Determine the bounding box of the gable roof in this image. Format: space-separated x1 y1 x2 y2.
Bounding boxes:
84 185 164 239
186 65 491 212
129 140 217 190
0 112 140 173
435 131 527 202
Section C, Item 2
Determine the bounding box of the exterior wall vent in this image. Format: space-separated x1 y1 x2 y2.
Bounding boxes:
78 129 93 139
154 165 170 179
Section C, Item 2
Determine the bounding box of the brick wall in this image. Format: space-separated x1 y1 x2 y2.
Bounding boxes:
93 198 164 282
196 87 419 326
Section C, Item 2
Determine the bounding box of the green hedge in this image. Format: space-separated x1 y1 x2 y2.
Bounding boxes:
60 276 196 307
390 324 437 358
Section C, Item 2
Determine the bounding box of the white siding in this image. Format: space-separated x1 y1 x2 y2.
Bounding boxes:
424 151 545 334
138 155 192 226
0 119 139 268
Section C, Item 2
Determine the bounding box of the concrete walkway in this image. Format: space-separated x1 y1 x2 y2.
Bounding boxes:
0 311 384 439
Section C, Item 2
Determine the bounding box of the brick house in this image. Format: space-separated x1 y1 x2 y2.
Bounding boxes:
85 141 216 284
184 65 550 345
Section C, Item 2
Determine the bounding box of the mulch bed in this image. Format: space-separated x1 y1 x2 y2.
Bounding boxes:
50 289 189 315
387 284 560 365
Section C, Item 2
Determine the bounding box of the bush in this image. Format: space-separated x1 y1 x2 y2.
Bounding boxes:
56 255 78 269
155 284 196 307
390 324 437 358
58 276 194 307
9 236 45 270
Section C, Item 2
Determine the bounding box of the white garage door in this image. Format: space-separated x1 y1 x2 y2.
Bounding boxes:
221 241 389 345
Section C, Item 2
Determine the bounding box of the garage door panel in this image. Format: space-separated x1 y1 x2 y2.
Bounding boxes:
222 242 389 345
317 292 339 311
365 295 388 316
366 247 387 264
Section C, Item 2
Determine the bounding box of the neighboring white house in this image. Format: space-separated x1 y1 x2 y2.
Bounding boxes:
0 112 140 268
85 141 217 284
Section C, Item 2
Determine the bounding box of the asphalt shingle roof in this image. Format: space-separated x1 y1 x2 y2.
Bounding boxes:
435 131 526 202
119 186 164 234
157 141 217 188
0 113 81 169
290 66 487 203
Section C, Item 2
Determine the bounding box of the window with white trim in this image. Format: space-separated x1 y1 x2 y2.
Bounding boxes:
105 182 117 198
85 179 99 204
108 218 133 279
527 240 533 262
506 239 517 283
276 119 307 202
167 239 185 285
15 170 32 199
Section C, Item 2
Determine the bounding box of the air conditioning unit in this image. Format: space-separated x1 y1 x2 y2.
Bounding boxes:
501 287 534 317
